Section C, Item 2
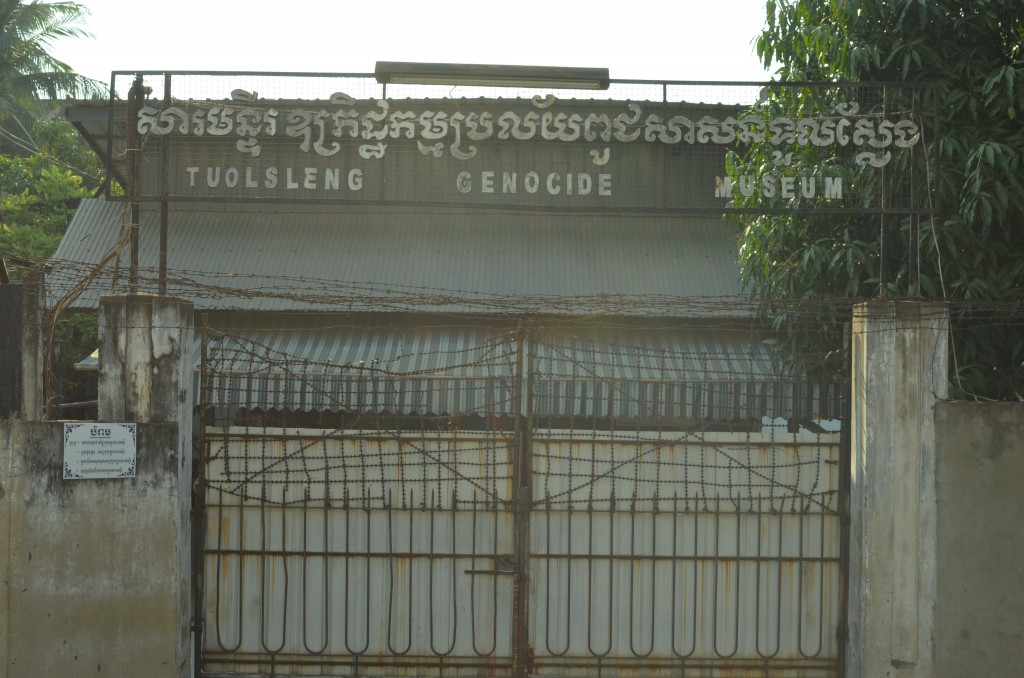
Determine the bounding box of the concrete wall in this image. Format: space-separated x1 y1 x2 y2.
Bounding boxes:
0 421 190 678
1 295 194 678
934 402 1024 678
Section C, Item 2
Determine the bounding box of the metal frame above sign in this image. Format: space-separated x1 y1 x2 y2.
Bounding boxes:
82 72 937 217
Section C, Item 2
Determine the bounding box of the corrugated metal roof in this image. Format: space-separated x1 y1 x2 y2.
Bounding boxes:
212 325 825 419
76 323 836 419
48 199 746 316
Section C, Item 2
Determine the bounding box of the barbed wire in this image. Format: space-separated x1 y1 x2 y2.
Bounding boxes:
24 252 1023 330
5 253 1021 413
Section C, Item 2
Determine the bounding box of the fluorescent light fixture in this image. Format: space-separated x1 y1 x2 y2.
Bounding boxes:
374 61 610 90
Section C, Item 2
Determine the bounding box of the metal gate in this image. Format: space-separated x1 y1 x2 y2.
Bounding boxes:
195 326 846 677
526 432 842 677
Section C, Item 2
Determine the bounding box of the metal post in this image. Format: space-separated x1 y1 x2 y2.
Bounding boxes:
160 73 171 295
879 86 889 298
908 88 922 298
105 73 116 198
127 74 144 294
932 84 941 217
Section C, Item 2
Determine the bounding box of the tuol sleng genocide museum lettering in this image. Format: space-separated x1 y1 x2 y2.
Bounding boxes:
135 91 922 211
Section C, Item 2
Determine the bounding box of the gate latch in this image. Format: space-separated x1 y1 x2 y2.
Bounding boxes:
465 554 516 575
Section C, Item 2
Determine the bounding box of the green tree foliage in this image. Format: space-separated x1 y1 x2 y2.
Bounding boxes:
0 0 100 125
1 117 104 407
0 1 102 410
0 153 85 263
1 118 95 266
31 115 105 189
739 0 1024 399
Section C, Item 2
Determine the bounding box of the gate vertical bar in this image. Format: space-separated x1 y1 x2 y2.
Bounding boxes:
126 74 143 294
836 317 853 677
511 323 533 678
194 313 209 676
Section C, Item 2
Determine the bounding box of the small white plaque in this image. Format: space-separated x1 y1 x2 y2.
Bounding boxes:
63 423 137 479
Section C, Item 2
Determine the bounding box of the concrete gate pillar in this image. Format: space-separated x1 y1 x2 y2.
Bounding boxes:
99 294 194 427
847 301 948 678
97 294 195 677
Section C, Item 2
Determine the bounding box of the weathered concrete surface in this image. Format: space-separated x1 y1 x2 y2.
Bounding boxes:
848 301 948 678
0 421 189 678
98 295 193 426
20 271 44 420
1 295 195 678
934 401 1024 678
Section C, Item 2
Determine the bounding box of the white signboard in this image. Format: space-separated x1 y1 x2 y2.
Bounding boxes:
63 423 137 479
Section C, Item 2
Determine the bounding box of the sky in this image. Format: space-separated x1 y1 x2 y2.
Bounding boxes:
49 0 773 86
